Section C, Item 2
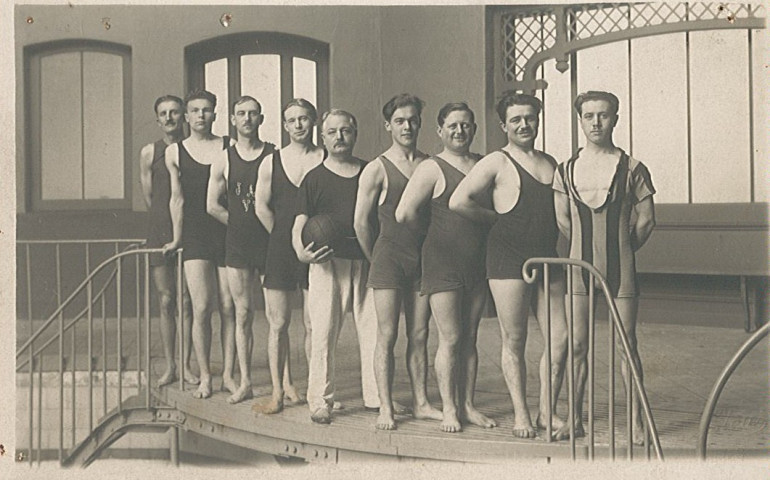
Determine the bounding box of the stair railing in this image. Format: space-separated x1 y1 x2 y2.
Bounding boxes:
522 257 664 461
15 244 185 466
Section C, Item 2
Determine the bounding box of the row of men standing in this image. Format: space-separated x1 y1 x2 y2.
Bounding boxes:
140 89 655 442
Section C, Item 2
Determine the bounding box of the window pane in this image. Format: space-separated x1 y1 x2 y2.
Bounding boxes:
542 59 572 164
293 57 317 144
83 52 124 199
40 52 83 200
241 54 281 147
631 33 688 204
577 41 630 151
752 27 769 202
205 58 229 138
690 30 750 203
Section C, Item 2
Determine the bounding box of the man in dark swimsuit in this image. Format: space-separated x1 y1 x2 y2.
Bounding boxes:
396 103 496 433
139 95 197 387
207 96 274 404
354 94 442 430
254 98 323 414
292 109 378 424
450 92 569 439
163 89 235 400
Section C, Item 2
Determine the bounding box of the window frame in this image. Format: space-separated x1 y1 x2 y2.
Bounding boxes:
24 39 133 211
184 32 330 146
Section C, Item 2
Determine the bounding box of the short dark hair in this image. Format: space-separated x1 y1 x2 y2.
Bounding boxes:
282 98 318 123
232 95 261 112
321 109 357 131
437 102 475 127
184 89 217 108
153 95 183 114
382 93 425 121
574 91 619 116
495 91 542 122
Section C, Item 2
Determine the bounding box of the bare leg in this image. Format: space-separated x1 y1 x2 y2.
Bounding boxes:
180 278 199 384
532 275 568 437
429 290 463 433
258 288 292 413
615 297 646 445
559 294 590 439
279 286 300 404
217 268 238 394
458 284 497 429
404 290 442 421
225 267 255 404
373 288 401 430
152 265 177 387
489 279 535 437
185 260 217 399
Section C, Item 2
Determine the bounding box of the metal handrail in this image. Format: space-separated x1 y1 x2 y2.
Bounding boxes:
16 242 144 372
16 245 150 360
697 321 770 459
523 257 664 461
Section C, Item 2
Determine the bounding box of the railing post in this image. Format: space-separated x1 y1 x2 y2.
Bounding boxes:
177 251 185 392
71 325 76 449
87 278 93 435
169 426 180 467
543 264 552 442
56 244 64 464
609 309 615 461
26 244 33 341
145 253 151 408
117 255 123 413
136 255 142 393
102 295 107 418
626 361 633 460
566 266 575 460
588 280 595 460
28 348 33 467
37 353 43 466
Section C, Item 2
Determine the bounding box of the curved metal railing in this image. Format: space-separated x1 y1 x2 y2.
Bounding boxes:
15 242 185 466
522 257 664 461
697 321 770 459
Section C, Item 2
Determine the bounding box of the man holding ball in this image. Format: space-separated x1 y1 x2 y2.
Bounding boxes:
291 109 379 424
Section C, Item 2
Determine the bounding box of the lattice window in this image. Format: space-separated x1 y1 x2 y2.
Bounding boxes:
501 10 557 82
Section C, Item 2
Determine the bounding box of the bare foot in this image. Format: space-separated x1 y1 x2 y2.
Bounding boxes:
310 407 332 424
157 369 177 388
252 396 284 415
440 412 462 433
375 410 396 430
183 369 200 385
392 401 412 416
462 407 497 428
512 415 536 439
227 384 254 404
632 424 646 446
536 413 567 439
413 403 443 421
332 401 344 411
283 384 303 405
552 421 585 441
192 379 212 399
221 376 238 394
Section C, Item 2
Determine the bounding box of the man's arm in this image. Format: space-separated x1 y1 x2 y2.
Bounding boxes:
395 160 439 225
292 214 333 264
163 144 183 254
254 155 275 233
139 143 155 209
554 191 571 239
449 155 499 225
353 160 384 262
630 196 655 251
206 154 229 226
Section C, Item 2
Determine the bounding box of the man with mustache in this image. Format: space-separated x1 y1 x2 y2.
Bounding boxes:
553 90 656 444
396 103 496 433
139 94 197 388
207 96 275 404
292 109 379 424
450 92 568 439
164 89 235 400
354 94 442 430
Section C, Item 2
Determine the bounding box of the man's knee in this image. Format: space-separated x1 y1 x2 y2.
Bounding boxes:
158 290 176 314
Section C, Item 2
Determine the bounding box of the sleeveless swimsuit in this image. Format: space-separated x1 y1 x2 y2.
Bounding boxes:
147 139 174 266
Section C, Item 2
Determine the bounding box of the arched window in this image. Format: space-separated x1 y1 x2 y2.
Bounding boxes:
185 32 329 147
25 40 132 211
